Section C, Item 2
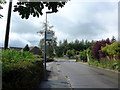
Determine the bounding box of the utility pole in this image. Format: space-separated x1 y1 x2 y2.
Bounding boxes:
4 0 12 49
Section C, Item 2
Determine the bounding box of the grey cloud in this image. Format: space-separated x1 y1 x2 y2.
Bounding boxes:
9 39 28 47
11 13 41 34
2 1 117 48
49 2 117 41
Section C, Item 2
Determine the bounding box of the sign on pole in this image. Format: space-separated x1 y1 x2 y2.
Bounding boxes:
46 31 53 41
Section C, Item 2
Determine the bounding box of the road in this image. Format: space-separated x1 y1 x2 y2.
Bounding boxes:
54 59 119 89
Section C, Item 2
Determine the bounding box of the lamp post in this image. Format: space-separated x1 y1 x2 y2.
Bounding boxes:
44 11 53 80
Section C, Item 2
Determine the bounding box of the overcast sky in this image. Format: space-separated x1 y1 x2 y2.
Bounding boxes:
0 0 118 48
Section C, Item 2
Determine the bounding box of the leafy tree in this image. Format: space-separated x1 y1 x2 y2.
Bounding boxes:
23 44 30 51
91 38 111 60
79 50 87 62
102 42 120 60
14 1 69 19
66 49 75 59
0 0 6 4
75 39 79 44
59 40 62 46
4 0 68 50
80 39 84 45
86 48 93 62
111 36 116 43
56 39 93 57
62 39 68 55
56 46 64 57
0 0 6 18
38 23 57 58
0 5 3 18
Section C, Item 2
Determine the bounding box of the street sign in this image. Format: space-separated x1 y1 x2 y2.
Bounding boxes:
46 31 53 41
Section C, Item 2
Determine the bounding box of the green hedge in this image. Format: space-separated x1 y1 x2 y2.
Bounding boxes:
2 49 44 89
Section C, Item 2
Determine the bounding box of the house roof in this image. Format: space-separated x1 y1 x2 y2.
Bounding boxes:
29 46 42 55
9 47 23 51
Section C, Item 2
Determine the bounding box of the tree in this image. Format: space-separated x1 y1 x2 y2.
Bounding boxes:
23 44 30 51
0 5 3 18
91 38 112 60
79 50 87 62
111 36 116 43
0 0 6 18
56 46 64 57
62 39 68 55
59 40 62 46
14 1 69 19
66 49 75 59
38 23 57 58
75 39 79 44
0 0 6 4
4 0 68 49
102 42 120 60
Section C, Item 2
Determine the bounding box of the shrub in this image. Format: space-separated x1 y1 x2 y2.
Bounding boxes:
2 49 44 89
102 42 120 60
91 38 111 60
66 49 75 59
88 58 120 71
79 50 87 62
2 49 35 64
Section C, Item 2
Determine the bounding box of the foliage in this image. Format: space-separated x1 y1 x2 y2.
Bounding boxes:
56 46 64 57
39 23 57 59
14 1 69 19
2 49 44 89
91 38 111 60
56 39 93 57
76 51 79 55
88 58 120 71
111 36 116 43
0 0 6 4
2 49 34 63
79 50 87 62
23 44 30 51
0 0 6 18
66 49 75 59
102 42 120 57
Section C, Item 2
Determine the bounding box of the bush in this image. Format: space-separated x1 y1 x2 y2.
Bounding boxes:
66 49 75 59
79 50 87 62
91 39 111 60
102 42 120 60
2 49 44 89
2 49 35 64
88 58 120 71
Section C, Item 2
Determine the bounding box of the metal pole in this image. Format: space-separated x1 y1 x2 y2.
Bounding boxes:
4 0 12 49
44 11 53 80
44 12 47 80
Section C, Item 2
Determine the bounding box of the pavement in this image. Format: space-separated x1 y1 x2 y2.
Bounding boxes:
38 62 71 90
